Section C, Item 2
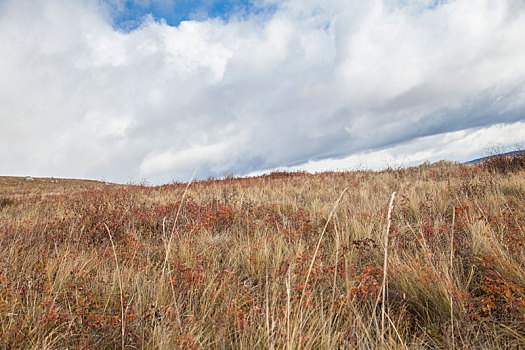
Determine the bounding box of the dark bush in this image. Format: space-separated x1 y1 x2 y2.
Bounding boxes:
482 152 525 174
0 197 15 209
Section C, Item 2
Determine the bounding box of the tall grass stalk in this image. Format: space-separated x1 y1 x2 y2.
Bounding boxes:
381 191 396 344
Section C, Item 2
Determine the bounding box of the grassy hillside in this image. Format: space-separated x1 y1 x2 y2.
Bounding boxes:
1 155 525 349
0 176 121 197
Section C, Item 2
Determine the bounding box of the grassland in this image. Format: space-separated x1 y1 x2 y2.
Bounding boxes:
1 155 524 349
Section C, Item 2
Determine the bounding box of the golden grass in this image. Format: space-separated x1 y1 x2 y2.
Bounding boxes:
0 158 524 349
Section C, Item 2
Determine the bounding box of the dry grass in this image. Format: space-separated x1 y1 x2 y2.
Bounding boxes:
0 158 524 349
0 176 122 197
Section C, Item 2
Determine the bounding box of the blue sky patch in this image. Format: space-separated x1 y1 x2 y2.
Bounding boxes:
107 0 277 31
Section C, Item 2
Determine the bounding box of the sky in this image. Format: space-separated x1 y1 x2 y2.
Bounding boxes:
0 0 524 184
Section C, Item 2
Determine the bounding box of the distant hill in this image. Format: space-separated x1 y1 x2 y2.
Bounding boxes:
464 150 525 164
0 176 120 197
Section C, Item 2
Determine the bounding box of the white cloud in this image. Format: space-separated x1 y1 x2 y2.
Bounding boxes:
0 0 524 183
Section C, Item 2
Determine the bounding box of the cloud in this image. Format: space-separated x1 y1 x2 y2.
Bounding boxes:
253 120 525 175
0 0 524 183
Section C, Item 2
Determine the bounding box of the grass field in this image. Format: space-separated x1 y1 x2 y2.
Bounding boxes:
1 155 524 349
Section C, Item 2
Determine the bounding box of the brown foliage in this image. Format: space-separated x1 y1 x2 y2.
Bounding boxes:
1 163 524 349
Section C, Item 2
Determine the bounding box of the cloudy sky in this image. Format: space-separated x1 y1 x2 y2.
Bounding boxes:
1 0 524 184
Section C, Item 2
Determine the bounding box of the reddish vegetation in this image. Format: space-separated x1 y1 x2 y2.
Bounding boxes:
0 155 524 348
